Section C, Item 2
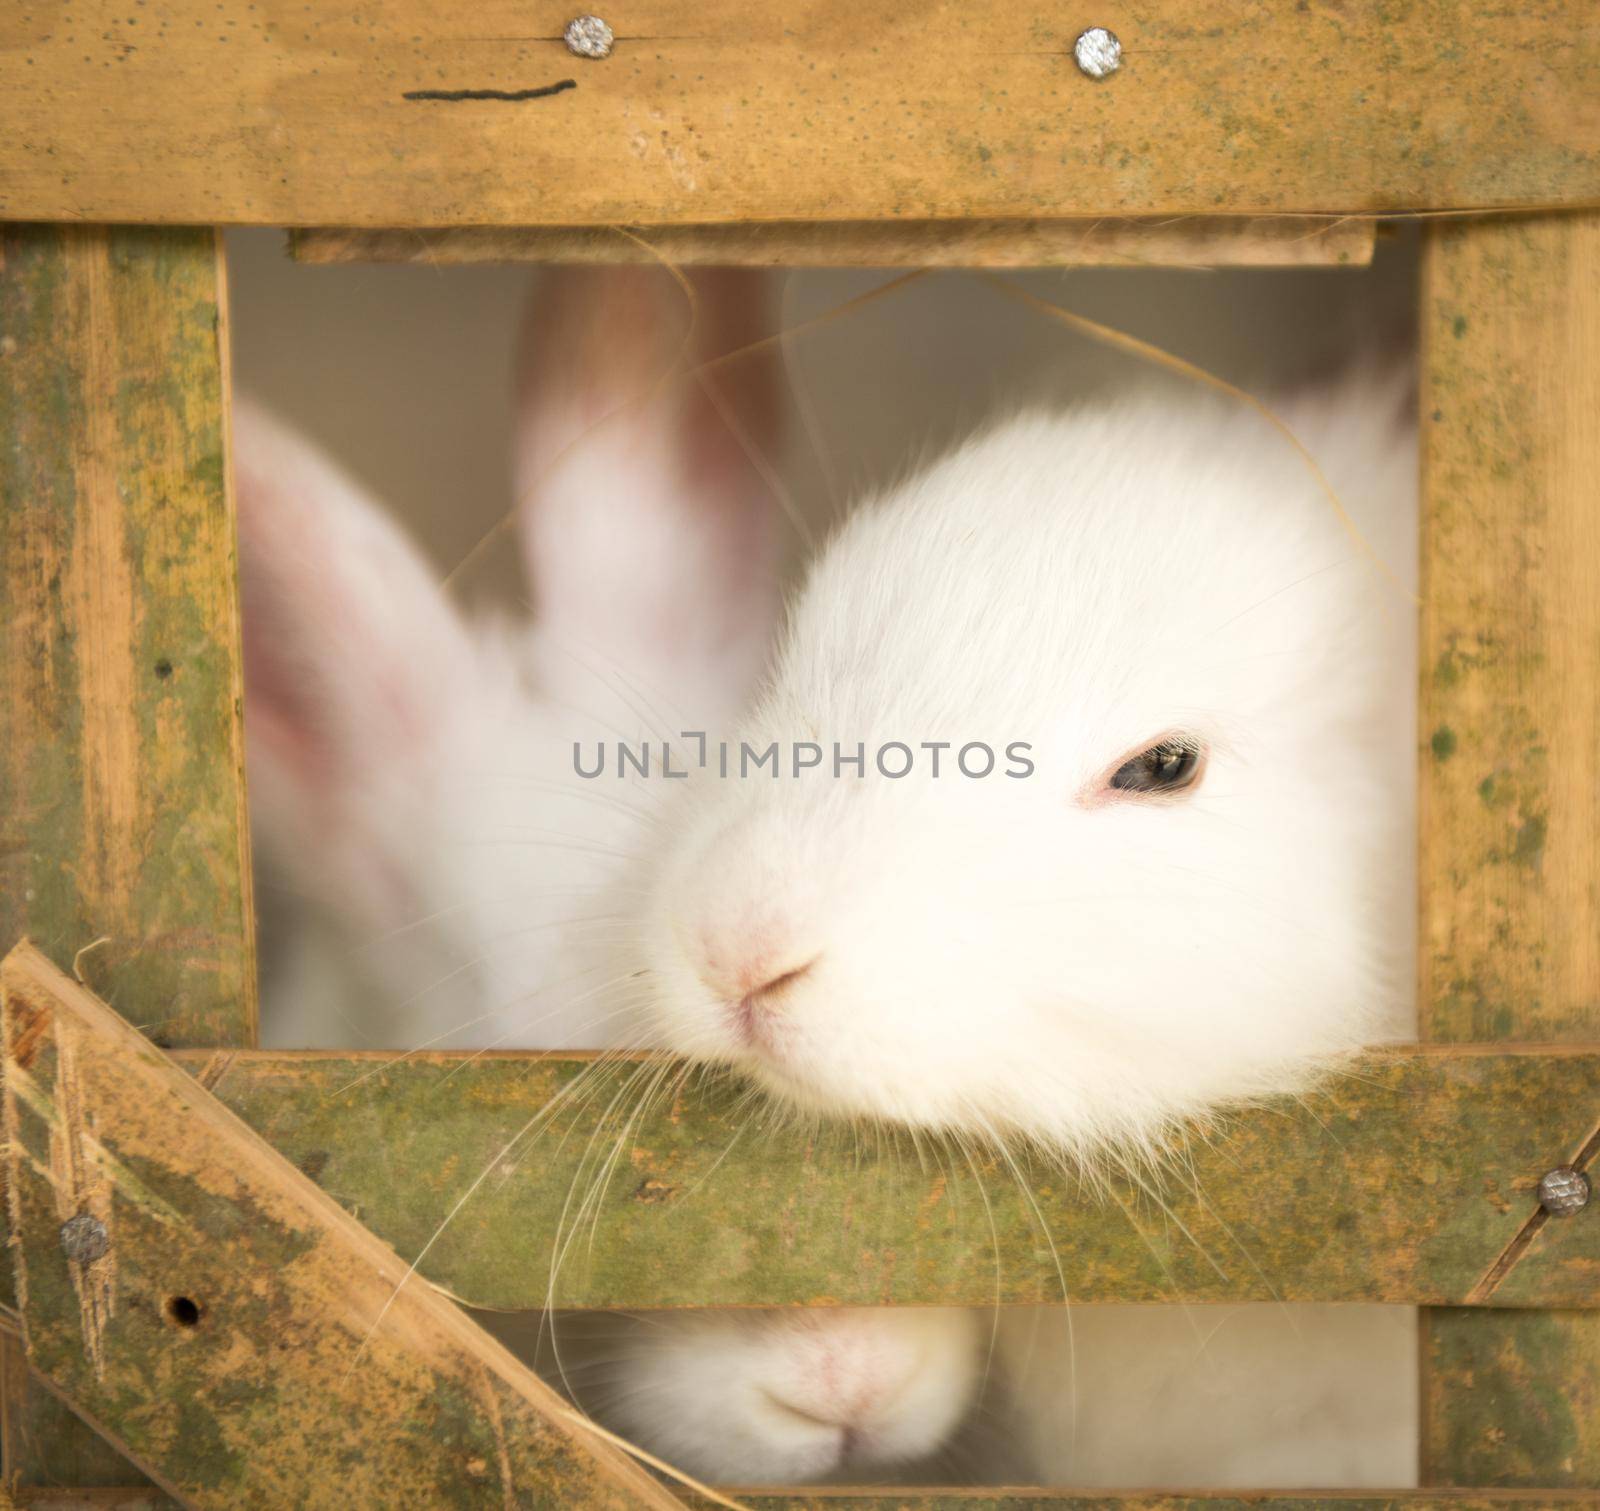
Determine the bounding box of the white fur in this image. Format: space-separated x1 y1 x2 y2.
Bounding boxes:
247 272 1416 1489
625 368 1417 1486
245 269 988 1484
574 1308 983 1484
638 380 1416 1153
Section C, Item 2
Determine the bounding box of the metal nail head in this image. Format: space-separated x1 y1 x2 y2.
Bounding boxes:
1537 1166 1591 1217
1074 27 1122 80
59 1212 110 1263
565 15 614 59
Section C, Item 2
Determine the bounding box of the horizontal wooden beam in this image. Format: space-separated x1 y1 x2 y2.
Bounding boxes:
2 4 1598 226
0 945 682 1508
172 1039 1600 1312
738 1497 1600 1509
13 1488 1600 1509
290 217 1377 268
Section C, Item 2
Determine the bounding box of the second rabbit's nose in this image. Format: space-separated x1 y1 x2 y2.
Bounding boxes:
731 957 817 1043
749 958 816 1003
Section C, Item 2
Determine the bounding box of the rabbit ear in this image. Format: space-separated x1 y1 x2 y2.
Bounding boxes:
511 267 782 716
233 400 481 915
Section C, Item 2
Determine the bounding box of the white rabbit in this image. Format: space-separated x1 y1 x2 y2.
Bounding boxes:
639 376 1416 1144
629 355 1419 1484
243 261 1418 1487
241 267 986 1484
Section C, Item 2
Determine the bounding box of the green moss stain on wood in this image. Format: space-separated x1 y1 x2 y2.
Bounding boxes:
1420 214 1600 1045
1425 1310 1600 1487
6 1494 1600 1511
1419 215 1600 1487
0 224 256 1045
0 1328 150 1490
731 1499 1600 1511
1 946 679 1510
0 225 257 1499
150 1045 1599 1311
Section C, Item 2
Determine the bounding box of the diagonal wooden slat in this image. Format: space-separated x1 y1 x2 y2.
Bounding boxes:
0 944 681 1510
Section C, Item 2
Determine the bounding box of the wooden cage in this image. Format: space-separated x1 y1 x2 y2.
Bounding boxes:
2 3 1599 1505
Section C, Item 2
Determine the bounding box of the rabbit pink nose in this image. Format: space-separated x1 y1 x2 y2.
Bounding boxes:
730 957 816 1046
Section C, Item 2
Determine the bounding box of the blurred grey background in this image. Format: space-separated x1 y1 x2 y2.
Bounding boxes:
225 228 1417 605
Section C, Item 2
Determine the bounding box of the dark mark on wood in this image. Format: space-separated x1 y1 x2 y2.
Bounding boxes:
402 81 576 103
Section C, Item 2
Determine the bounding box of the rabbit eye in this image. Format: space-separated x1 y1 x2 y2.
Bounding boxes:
1108 737 1204 796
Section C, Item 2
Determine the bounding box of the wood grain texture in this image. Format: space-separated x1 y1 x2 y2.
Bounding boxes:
727 1497 1600 1510
0 224 258 1497
1419 215 1600 1486
0 1318 154 1493
291 217 1377 269
27 1491 1594 1511
100 1040 1596 1312
0 225 257 1046
0 944 683 1511
2 4 1600 227
1420 215 1600 1044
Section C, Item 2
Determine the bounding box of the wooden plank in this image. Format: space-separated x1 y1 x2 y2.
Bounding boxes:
1420 215 1600 1043
0 1321 156 1494
106 1039 1595 1312
1424 1310 1600 1488
3 4 1600 227
0 224 258 1497
0 944 683 1510
729 1497 1600 1509
290 217 1377 269
0 225 257 1046
14 1494 1600 1511
1419 214 1600 1486
13 1493 173 1510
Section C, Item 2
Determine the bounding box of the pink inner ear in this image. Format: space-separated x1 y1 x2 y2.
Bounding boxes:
240 571 335 788
241 579 438 934
511 268 784 708
514 266 780 499
242 570 452 793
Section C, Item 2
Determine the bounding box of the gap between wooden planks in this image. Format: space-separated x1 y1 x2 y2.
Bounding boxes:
289 217 1378 268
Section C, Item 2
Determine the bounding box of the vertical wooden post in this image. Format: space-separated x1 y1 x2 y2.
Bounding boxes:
0 225 256 1491
1419 213 1600 1484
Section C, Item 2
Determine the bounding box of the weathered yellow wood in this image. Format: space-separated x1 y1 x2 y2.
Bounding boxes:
1420 216 1600 1043
0 223 258 1497
127 1039 1598 1312
0 944 683 1510
730 1497 1600 1510
0 225 256 1044
0 1317 150 1493
13 1494 1600 1511
1419 214 1600 1485
3 4 1600 227
290 217 1377 269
